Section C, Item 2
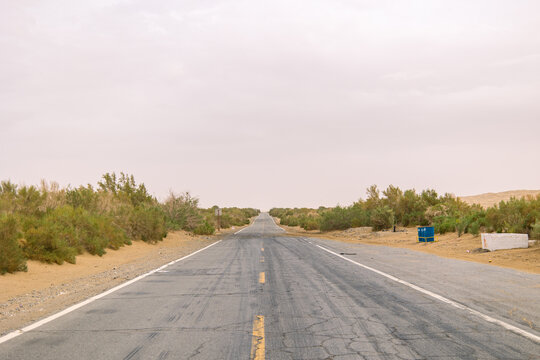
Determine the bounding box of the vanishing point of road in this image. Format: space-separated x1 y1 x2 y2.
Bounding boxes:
1 213 539 359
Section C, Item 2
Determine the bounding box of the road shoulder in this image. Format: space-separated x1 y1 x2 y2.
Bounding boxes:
0 230 233 336
279 224 540 274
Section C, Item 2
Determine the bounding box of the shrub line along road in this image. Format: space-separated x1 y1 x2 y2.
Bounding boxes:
0 213 539 359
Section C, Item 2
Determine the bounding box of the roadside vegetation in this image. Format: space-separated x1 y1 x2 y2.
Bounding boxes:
270 185 540 239
0 173 259 274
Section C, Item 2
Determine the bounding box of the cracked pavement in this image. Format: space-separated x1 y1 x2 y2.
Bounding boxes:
0 213 539 359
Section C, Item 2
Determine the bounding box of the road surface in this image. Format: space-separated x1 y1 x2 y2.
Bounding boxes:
1 213 539 359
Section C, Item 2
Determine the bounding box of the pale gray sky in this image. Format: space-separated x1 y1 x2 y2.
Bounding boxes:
1 0 539 210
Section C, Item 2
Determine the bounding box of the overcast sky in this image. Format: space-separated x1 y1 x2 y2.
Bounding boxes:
1 1 539 210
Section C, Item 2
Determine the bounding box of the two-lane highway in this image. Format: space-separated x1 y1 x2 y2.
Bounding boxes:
1 213 539 359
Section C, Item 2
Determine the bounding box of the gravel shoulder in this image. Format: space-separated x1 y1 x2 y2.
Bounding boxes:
279 223 540 274
0 227 241 336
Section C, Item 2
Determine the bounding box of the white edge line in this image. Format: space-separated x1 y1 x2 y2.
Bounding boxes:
316 244 540 344
269 215 286 232
234 227 247 235
0 240 222 345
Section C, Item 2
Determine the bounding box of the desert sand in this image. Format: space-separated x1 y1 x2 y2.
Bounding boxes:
460 189 540 208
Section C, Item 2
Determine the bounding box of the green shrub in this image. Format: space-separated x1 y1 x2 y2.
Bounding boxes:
194 206 258 230
162 192 202 231
270 187 540 239
194 220 215 235
66 185 98 211
98 215 130 249
286 217 299 227
269 208 287 218
279 215 290 226
320 207 351 231
98 172 154 207
468 221 481 236
434 216 457 235
15 185 45 216
23 218 77 265
38 206 129 256
531 221 540 240
484 197 539 234
370 206 394 231
456 218 467 237
74 212 127 255
0 215 27 274
129 205 167 243
300 217 320 230
2 173 256 274
349 204 370 228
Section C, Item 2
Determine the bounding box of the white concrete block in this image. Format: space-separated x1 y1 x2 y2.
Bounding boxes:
481 233 529 251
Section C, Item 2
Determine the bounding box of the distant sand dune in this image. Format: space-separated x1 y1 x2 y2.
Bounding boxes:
459 190 540 208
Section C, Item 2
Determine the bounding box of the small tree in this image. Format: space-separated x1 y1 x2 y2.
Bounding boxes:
531 221 540 240
0 215 27 274
162 191 202 231
370 206 394 231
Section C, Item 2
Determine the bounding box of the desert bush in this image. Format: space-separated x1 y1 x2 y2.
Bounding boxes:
483 196 539 236
15 185 45 216
0 215 27 274
269 187 538 238
98 173 154 207
269 208 287 218
270 208 319 229
2 173 256 274
66 185 99 211
74 211 128 254
218 207 257 227
530 221 540 240
433 216 457 235
277 215 288 225
302 219 319 230
468 221 481 236
0 181 17 216
23 217 78 265
129 205 167 243
286 216 299 227
319 206 352 231
242 208 260 218
370 206 395 231
193 220 215 235
162 192 202 231
197 206 259 230
39 180 67 212
299 216 320 230
349 203 370 228
36 206 129 256
455 218 467 237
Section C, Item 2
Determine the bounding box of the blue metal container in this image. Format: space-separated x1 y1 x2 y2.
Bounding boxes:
418 226 435 242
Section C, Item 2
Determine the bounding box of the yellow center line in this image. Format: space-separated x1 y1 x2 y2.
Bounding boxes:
260 256 264 263
250 315 265 360
261 247 264 251
259 272 265 284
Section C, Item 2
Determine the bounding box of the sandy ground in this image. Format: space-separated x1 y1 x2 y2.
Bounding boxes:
460 189 540 208
0 226 244 336
279 223 540 274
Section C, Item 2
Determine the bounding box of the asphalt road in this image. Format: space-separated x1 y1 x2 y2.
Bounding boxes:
1 213 539 359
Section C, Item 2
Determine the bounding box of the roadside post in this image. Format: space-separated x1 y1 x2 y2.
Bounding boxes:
215 207 222 231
